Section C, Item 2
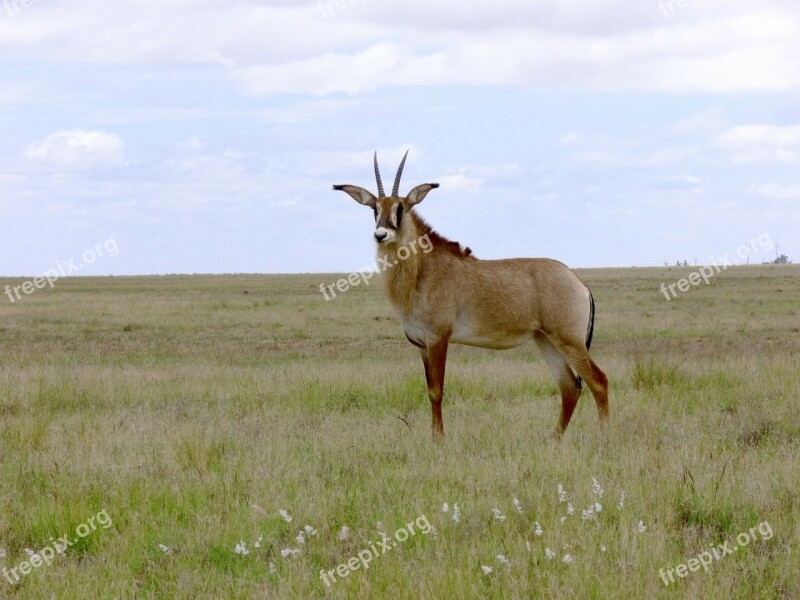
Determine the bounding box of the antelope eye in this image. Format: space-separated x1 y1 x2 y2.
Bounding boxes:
395 204 404 226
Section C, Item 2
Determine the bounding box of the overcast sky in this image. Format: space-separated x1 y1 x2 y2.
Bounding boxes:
1 0 798 275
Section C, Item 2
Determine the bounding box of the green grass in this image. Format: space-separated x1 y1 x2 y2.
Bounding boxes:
0 266 798 598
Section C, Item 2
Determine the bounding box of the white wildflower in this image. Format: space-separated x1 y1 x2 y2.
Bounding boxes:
595 502 602 513
158 544 171 555
592 477 604 498
268 562 277 574
560 516 566 524
254 536 263 549
566 502 575 515
280 547 301 558
492 508 506 522
0 548 6 558
296 531 306 545
600 545 607 552
452 503 461 523
562 554 574 564
481 565 494 575
304 525 317 537
557 484 567 502
526 541 532 552
617 491 626 511
442 503 449 513
637 520 647 533
234 540 249 556
338 526 351 541
513 498 523 513
545 547 556 560
581 504 596 520
278 509 293 523
534 521 543 536
496 554 509 564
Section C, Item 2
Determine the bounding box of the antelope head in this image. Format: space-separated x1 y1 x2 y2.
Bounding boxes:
333 150 439 244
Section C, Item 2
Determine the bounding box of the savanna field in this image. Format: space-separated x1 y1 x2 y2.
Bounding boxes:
0 265 798 599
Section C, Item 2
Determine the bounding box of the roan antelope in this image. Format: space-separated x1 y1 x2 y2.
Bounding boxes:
333 151 609 439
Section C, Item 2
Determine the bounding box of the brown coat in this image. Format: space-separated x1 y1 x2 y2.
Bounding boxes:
334 156 608 438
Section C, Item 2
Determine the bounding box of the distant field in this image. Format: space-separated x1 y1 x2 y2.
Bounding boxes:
0 265 798 599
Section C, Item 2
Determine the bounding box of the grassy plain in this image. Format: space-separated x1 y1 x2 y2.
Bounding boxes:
0 265 798 599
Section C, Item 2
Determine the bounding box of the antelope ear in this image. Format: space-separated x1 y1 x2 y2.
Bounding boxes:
406 183 439 206
332 184 377 207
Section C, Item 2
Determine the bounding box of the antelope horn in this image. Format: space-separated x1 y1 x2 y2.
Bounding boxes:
374 151 385 197
392 149 409 197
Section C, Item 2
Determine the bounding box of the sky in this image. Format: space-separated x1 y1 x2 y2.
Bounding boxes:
1 0 799 276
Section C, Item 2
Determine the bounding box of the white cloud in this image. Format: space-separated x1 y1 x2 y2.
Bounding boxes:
558 132 585 146
257 98 363 124
231 44 404 97
650 174 703 192
299 146 423 178
176 136 205 154
430 162 521 194
25 130 126 167
567 140 699 168
669 175 702 185
230 7 800 96
671 108 729 134
437 170 484 194
750 183 800 200
715 124 800 163
2 1 797 97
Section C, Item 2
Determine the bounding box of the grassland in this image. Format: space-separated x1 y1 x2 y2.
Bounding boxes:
0 265 798 599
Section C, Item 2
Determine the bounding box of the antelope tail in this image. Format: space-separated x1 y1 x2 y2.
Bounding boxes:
576 291 596 390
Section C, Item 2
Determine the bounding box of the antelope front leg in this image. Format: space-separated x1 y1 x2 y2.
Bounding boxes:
420 336 450 439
